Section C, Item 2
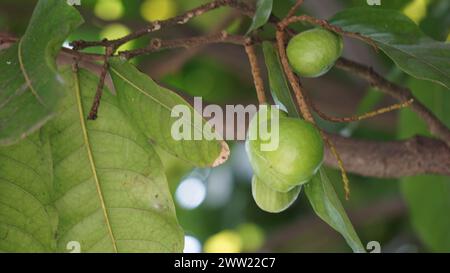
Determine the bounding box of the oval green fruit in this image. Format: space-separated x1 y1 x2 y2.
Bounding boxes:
286 28 343 77
246 110 324 192
251 176 301 213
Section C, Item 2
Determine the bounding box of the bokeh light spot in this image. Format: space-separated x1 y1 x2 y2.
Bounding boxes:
175 177 206 209
204 230 242 253
94 0 124 21
184 235 202 253
237 223 265 252
99 23 133 51
141 0 177 22
402 0 430 24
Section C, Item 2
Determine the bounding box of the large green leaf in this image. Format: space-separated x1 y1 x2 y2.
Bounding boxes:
262 42 364 252
0 132 57 252
330 7 450 89
46 67 183 252
109 58 229 168
0 0 83 146
398 78 450 252
247 0 273 34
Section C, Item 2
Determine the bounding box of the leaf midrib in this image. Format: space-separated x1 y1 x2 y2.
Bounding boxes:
17 39 46 106
72 68 118 252
109 66 206 135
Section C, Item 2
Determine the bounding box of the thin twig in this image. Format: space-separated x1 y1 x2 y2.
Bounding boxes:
336 57 450 147
286 0 304 18
321 131 351 200
269 15 296 37
275 29 314 122
87 47 113 120
70 0 254 51
120 31 246 59
0 35 104 62
0 35 18 45
312 99 414 123
144 10 242 79
244 41 267 104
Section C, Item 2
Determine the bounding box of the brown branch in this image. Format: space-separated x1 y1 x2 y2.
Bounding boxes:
144 10 242 79
275 29 314 122
320 131 350 199
119 31 246 59
70 0 254 51
286 0 304 18
311 98 414 123
0 34 104 62
325 134 450 178
0 35 17 45
336 57 450 147
244 41 267 104
87 47 113 120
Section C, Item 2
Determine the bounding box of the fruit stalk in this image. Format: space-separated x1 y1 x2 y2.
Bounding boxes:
245 42 268 104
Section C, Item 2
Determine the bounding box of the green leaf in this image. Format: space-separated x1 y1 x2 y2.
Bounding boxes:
262 42 365 252
247 0 273 34
0 0 83 146
398 78 450 252
330 7 450 89
0 132 57 252
305 169 366 253
109 58 229 168
262 42 300 117
46 67 184 252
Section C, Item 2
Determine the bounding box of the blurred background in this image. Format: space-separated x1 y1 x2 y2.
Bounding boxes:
1 0 449 252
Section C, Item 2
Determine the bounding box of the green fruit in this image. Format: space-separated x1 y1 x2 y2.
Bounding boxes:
286 28 343 77
251 176 301 213
246 108 324 192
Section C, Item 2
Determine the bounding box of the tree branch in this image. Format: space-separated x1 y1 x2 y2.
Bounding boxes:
3 0 450 180
87 46 113 120
325 134 450 178
119 31 247 59
70 0 254 51
336 57 450 147
244 41 267 104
